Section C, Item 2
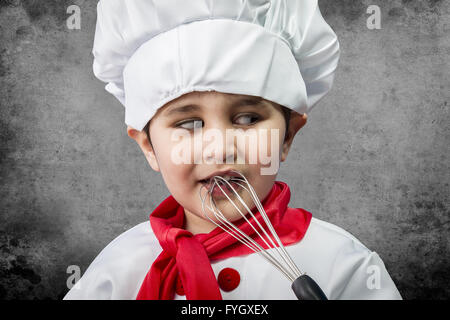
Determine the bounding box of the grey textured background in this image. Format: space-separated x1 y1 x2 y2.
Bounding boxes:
0 0 449 300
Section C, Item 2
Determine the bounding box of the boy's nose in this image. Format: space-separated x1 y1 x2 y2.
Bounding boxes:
202 124 239 165
204 148 236 164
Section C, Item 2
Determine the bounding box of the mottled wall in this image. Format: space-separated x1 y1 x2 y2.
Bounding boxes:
0 0 448 299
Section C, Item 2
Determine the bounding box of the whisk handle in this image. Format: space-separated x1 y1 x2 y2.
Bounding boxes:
291 275 328 300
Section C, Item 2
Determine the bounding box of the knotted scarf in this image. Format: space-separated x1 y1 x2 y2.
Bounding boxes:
136 181 312 300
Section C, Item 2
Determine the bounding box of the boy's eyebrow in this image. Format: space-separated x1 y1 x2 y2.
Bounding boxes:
163 96 266 117
231 96 266 109
163 104 201 117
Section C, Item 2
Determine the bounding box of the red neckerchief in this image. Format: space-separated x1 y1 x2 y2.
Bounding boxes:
136 181 312 300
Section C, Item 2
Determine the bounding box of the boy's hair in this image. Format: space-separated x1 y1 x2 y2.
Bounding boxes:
143 104 292 147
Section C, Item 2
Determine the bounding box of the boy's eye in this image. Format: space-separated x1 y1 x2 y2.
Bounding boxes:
234 114 260 125
176 119 203 130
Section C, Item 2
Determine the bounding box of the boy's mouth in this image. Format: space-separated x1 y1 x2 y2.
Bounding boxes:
199 170 244 197
199 170 242 183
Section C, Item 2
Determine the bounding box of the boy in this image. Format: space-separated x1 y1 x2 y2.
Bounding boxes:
64 0 402 299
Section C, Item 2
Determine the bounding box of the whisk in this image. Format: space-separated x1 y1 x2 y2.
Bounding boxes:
199 170 328 300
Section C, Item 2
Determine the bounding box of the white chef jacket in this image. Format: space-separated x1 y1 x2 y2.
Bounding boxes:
63 217 402 300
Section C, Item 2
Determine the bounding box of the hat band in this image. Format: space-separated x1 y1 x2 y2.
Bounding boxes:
123 19 308 131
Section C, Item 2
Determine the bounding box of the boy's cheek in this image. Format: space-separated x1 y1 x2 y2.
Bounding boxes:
162 162 190 179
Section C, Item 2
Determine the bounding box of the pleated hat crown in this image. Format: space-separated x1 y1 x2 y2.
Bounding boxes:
93 0 340 130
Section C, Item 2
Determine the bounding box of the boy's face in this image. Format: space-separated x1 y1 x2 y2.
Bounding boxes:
128 91 307 234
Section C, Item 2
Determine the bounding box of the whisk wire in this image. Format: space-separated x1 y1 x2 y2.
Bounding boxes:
199 171 303 282
200 183 295 281
214 178 300 280
213 177 279 254
231 175 303 278
227 178 301 278
203 187 297 281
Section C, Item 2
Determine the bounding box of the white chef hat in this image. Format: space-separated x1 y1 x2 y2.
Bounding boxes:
92 0 340 131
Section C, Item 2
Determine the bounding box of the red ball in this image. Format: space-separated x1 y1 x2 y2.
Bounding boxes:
218 268 240 292
175 276 185 296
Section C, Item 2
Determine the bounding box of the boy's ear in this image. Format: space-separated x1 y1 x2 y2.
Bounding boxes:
281 112 307 162
126 126 160 172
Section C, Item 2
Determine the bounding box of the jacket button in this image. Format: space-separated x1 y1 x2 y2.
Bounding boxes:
175 276 185 296
218 268 240 292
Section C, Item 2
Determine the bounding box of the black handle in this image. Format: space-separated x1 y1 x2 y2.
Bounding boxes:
291 274 328 300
